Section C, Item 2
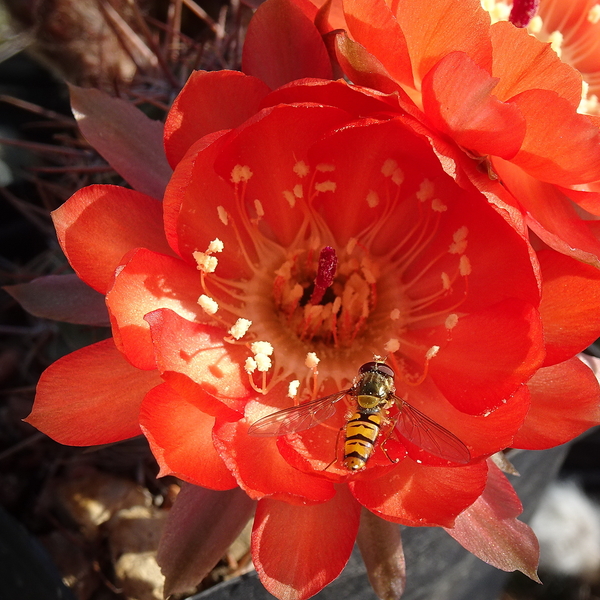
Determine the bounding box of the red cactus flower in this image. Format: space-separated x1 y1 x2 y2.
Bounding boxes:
18 1 600 599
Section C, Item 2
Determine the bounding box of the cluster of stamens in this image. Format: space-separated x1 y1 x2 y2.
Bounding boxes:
190 155 472 400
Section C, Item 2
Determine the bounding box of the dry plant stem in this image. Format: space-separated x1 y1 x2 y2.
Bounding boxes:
125 0 181 88
0 138 88 157
99 0 158 70
182 0 219 32
0 95 74 123
167 0 183 64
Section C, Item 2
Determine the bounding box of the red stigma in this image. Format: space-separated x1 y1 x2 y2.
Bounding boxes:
509 0 540 27
310 246 338 305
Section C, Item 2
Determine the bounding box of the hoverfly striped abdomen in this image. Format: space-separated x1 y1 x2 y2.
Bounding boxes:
343 411 383 471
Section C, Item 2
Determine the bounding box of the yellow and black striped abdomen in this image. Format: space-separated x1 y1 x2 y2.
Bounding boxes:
343 411 383 471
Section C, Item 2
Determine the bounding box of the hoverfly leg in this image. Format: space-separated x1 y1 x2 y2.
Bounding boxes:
321 425 344 471
380 414 401 465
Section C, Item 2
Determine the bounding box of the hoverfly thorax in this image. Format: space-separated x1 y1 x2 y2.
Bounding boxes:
355 362 395 411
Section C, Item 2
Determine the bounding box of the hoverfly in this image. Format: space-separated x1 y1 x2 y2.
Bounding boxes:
248 360 471 471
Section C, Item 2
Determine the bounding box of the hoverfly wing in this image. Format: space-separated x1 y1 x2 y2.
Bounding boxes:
394 396 471 464
247 390 349 437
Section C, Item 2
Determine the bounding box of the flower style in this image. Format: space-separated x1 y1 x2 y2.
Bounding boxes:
19 0 600 599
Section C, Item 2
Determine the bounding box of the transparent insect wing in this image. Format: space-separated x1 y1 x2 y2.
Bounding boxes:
247 390 349 437
394 396 471 464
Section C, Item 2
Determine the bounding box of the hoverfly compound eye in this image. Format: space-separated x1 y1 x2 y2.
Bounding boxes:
375 363 394 378
358 361 395 378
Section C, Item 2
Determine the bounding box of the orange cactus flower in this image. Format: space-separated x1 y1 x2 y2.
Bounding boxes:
20 1 600 599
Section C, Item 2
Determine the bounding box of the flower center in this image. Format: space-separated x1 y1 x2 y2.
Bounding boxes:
192 157 471 397
273 244 377 349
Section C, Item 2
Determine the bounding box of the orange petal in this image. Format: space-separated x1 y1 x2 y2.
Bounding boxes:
334 32 405 94
261 77 402 115
493 158 600 267
162 131 257 281
26 338 161 445
538 0 600 96
213 103 351 248
539 249 600 365
214 415 336 503
513 358 600 449
397 377 530 461
427 299 545 415
490 21 582 106
145 309 250 414
558 182 600 217
164 71 270 168
252 489 361 600
140 383 237 489
343 0 413 87
508 89 600 185
106 249 203 370
53 185 172 294
421 51 526 159
394 0 493 85
351 459 488 527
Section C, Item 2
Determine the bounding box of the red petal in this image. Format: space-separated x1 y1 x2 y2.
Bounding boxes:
53 185 172 294
538 249 600 365
106 248 203 370
261 78 400 115
242 0 332 89
214 415 336 502
393 0 493 85
334 32 404 94
145 309 250 415
558 182 600 216
356 509 405 600
508 90 600 185
70 86 172 199
158 484 255 596
493 158 600 267
4 274 109 326
343 0 413 87
25 338 161 445
252 489 361 600
445 461 540 580
428 299 545 414
512 358 600 449
396 376 530 461
490 21 582 106
313 0 346 31
351 459 488 527
140 383 236 489
421 52 526 159
162 131 256 280
213 103 351 248
164 71 270 168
